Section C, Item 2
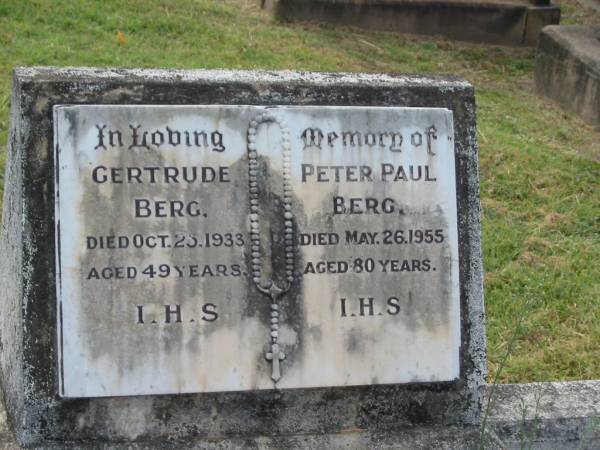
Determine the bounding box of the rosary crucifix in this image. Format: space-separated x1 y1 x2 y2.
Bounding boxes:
247 111 294 383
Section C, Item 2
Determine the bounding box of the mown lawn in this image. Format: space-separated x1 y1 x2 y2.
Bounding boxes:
0 0 598 383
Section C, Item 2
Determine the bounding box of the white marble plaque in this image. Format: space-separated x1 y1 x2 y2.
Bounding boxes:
54 105 460 398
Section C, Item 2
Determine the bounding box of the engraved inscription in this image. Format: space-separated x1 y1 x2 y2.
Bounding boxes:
54 105 460 398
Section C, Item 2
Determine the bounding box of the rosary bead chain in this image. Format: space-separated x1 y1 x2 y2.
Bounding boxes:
247 111 295 350
247 112 295 290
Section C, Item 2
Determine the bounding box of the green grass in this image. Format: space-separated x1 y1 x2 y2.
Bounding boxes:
1 0 598 383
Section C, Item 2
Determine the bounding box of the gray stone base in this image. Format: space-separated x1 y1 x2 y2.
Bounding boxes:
535 25 600 127
1 381 598 449
487 381 600 449
261 0 560 46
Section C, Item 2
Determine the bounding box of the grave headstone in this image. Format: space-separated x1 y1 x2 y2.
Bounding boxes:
0 68 485 446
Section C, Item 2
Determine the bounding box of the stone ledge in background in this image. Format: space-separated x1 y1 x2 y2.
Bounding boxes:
535 25 600 128
261 0 560 46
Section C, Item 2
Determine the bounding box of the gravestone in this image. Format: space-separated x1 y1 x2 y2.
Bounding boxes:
0 68 485 447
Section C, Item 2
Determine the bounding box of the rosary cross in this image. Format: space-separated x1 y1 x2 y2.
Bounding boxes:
265 342 285 382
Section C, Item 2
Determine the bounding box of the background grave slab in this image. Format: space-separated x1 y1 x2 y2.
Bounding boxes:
261 0 561 46
535 25 600 127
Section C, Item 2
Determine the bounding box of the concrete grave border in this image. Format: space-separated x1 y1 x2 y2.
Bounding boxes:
535 25 600 128
0 380 598 448
261 0 560 47
0 67 485 446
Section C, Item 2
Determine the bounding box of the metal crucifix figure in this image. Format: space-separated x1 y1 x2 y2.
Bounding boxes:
246 110 295 384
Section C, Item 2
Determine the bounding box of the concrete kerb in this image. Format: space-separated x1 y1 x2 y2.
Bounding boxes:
0 381 597 448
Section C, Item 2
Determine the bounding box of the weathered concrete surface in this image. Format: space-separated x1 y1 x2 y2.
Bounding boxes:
486 380 600 450
577 0 600 12
0 381 598 448
262 0 560 46
535 25 600 127
0 67 485 447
